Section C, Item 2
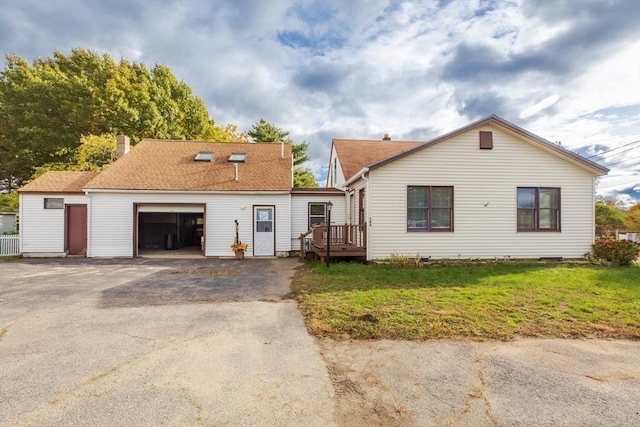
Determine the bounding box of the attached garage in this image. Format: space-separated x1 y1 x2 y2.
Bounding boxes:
135 204 205 256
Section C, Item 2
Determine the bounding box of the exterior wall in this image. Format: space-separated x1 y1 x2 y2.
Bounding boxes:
290 193 346 250
87 191 291 257
19 193 88 256
0 213 17 234
328 146 346 188
367 124 598 260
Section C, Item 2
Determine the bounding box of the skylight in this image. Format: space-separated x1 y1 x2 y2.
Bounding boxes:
228 152 247 163
194 151 214 162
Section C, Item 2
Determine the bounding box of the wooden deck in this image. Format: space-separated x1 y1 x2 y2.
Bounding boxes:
299 224 366 261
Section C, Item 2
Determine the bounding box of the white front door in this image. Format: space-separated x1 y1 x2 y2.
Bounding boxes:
254 206 274 256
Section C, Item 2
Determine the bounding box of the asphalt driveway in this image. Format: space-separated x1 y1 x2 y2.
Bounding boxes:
1 258 639 426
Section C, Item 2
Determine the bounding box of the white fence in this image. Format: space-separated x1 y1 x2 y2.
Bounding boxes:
0 235 20 256
617 231 640 243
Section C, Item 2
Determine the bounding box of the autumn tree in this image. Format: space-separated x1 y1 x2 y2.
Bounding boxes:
0 49 211 190
200 121 249 142
595 200 626 234
248 119 316 187
624 202 640 231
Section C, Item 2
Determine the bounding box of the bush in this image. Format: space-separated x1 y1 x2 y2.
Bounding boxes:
591 236 640 266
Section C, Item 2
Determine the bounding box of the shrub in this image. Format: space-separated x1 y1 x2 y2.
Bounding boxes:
591 236 640 266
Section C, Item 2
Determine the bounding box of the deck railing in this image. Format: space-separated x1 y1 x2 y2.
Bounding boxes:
311 224 366 249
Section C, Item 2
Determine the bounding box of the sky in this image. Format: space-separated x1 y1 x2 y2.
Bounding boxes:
1 0 639 205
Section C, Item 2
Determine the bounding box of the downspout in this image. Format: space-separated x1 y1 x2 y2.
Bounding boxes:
85 190 91 257
360 168 371 261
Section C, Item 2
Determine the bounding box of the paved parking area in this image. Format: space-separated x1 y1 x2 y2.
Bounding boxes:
1 258 639 426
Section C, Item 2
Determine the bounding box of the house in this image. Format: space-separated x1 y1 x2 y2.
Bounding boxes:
18 115 608 260
18 137 344 258
325 115 609 260
19 171 98 256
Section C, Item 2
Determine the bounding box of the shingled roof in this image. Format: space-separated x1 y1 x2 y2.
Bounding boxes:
332 139 423 182
18 171 99 193
85 139 293 191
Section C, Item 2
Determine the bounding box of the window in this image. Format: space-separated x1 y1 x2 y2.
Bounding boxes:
407 186 453 231
194 151 214 162
309 203 327 228
517 187 560 231
228 152 246 163
44 198 63 209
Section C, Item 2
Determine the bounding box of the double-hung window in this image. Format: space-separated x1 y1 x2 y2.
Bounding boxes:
407 186 453 231
308 203 327 228
517 187 560 231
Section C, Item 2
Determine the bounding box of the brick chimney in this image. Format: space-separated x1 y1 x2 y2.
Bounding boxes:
382 133 391 141
116 135 130 158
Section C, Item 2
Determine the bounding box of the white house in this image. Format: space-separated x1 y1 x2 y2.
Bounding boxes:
18 115 608 260
18 137 345 258
326 115 609 260
19 171 97 257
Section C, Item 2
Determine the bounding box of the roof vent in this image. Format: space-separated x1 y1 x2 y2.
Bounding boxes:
382 133 391 141
194 151 214 162
228 152 247 163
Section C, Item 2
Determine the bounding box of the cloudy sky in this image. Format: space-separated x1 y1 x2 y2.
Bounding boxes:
1 0 639 203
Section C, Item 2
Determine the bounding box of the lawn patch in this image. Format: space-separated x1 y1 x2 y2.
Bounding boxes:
293 262 640 341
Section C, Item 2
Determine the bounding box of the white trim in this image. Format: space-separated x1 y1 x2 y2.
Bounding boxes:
344 167 369 187
137 205 205 213
84 189 291 195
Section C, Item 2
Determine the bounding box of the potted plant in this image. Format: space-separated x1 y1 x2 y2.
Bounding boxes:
231 240 248 259
231 219 247 259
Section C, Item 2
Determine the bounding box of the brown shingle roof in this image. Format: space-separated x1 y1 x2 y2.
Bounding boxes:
332 139 423 181
18 171 99 193
85 139 292 191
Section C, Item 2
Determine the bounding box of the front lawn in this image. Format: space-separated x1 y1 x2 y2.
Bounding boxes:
292 261 640 340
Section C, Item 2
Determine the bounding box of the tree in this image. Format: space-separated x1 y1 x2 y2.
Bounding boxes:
200 121 249 142
0 49 211 190
248 119 316 187
0 191 18 212
75 134 117 171
248 119 310 166
595 201 625 234
293 168 317 188
624 202 640 231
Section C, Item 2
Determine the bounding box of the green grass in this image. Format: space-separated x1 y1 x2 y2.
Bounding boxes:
292 261 640 341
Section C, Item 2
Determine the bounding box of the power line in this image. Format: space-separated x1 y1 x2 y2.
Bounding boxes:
605 155 640 168
584 133 640 145
587 139 640 159
597 180 639 190
591 143 640 160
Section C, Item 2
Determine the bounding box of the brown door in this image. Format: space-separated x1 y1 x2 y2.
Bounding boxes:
66 205 87 255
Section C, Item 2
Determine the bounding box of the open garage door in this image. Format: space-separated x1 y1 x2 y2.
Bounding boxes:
135 204 205 257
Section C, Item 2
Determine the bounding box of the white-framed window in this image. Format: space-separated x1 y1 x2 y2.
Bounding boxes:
309 203 327 228
44 198 64 209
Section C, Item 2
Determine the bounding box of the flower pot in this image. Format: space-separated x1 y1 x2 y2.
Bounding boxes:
235 250 245 260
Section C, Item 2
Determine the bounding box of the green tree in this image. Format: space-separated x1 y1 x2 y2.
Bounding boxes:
247 119 315 187
595 200 626 234
0 49 210 190
75 134 117 171
293 168 317 188
200 121 249 142
624 202 640 231
248 119 310 166
0 191 18 212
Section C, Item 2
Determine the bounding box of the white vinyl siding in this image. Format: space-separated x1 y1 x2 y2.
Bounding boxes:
19 194 88 255
87 192 291 257
290 193 346 250
368 125 597 259
328 146 346 187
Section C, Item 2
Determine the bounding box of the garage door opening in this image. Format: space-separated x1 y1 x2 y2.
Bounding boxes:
135 204 205 257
